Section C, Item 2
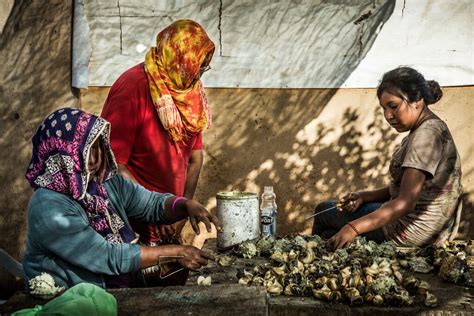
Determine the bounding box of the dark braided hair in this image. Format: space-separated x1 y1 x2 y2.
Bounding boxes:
377 67 443 105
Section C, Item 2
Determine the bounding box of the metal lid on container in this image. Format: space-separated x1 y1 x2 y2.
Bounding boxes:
216 191 258 200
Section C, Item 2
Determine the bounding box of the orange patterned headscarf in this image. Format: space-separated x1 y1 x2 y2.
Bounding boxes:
144 20 215 143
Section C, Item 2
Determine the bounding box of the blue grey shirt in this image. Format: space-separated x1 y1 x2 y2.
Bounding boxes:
22 174 174 289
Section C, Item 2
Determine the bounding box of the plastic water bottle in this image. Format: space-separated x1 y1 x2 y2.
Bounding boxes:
260 186 277 237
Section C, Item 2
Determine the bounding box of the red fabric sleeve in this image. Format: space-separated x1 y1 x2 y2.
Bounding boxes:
192 132 203 150
101 81 143 165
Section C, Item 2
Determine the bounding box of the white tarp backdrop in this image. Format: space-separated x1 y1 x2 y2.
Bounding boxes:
72 0 473 89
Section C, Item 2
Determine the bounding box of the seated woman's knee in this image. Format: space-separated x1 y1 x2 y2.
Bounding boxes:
314 201 336 214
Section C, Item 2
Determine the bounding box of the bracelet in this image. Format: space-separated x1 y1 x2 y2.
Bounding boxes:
347 222 360 236
171 197 187 218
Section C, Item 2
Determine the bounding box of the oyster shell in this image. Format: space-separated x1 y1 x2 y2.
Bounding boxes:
466 242 474 256
393 270 404 284
266 279 284 295
402 275 419 295
238 240 258 259
300 247 316 264
327 277 338 291
273 238 292 253
253 264 267 276
29 272 65 300
251 276 264 286
270 251 288 263
409 257 433 273
345 288 363 305
238 275 252 285
256 236 275 256
373 294 384 305
329 290 342 302
313 284 332 301
272 264 287 276
439 255 465 284
398 259 409 268
348 274 362 288
371 276 396 296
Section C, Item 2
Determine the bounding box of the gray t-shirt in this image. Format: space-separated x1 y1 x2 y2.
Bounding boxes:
383 118 462 246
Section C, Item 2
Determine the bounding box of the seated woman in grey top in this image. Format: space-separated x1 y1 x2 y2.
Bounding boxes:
313 67 462 249
23 108 222 289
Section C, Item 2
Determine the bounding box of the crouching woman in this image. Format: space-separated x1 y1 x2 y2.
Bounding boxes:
22 108 221 289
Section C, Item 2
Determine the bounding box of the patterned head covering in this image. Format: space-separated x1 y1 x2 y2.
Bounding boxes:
144 19 215 143
25 108 135 245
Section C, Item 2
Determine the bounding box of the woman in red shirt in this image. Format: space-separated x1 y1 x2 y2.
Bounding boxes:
102 20 215 285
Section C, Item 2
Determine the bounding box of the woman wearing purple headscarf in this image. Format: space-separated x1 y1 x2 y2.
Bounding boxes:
23 108 221 289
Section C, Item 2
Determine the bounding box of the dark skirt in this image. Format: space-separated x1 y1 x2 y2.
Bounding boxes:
311 200 386 243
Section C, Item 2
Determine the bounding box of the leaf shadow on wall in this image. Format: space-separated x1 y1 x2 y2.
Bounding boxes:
200 95 401 236
201 92 473 239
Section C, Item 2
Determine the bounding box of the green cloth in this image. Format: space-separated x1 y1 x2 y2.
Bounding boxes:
23 174 174 289
12 283 117 316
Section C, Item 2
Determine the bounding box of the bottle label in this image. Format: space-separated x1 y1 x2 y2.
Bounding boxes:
260 208 275 236
261 215 273 225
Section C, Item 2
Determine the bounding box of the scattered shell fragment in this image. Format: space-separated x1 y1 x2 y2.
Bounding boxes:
217 255 235 267
417 280 430 295
238 275 252 285
424 292 438 307
197 275 212 286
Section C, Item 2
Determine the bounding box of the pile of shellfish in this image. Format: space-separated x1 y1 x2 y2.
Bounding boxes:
232 235 464 307
400 239 474 287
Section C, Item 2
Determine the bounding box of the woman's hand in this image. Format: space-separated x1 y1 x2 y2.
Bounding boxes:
156 224 176 240
327 224 358 250
177 245 215 270
155 220 187 242
184 200 223 234
339 192 363 212
141 244 215 270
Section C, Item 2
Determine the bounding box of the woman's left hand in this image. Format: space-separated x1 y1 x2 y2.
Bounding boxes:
185 200 223 235
327 224 358 250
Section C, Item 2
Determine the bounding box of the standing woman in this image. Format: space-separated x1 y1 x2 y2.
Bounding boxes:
23 108 221 289
101 20 214 274
312 67 462 249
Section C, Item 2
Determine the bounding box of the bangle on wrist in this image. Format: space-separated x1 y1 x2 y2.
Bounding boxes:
347 222 360 236
171 197 187 218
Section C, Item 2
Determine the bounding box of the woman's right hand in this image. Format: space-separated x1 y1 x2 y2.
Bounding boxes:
176 245 215 270
184 200 223 234
339 192 363 212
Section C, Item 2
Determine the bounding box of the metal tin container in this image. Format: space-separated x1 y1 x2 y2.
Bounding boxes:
216 191 260 250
